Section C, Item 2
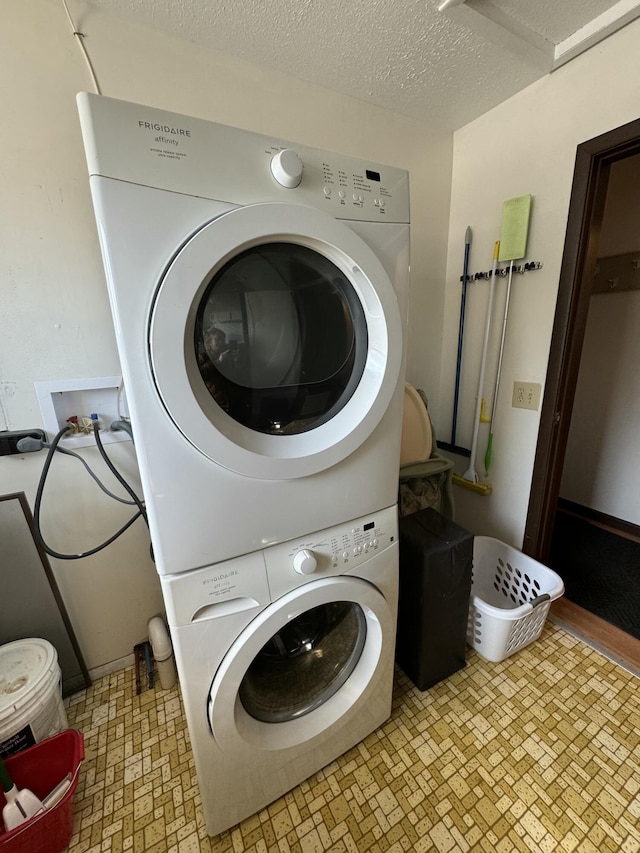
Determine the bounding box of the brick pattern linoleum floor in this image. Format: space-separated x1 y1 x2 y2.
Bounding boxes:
63 623 640 853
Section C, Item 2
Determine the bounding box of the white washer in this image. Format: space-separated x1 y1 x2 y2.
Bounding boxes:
76 96 410 835
76 94 410 575
161 505 398 836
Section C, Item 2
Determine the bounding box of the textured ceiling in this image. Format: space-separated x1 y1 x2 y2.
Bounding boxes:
85 0 634 130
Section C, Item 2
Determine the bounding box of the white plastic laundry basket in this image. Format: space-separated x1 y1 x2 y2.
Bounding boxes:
467 537 564 663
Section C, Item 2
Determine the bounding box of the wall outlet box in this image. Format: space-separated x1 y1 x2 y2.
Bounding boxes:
34 376 130 448
512 381 542 411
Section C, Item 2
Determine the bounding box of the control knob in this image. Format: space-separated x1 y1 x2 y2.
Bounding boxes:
270 149 303 188
293 549 318 575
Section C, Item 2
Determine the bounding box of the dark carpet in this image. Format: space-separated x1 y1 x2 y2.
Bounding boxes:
549 512 640 640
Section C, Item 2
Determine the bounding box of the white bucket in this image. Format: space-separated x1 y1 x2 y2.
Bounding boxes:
0 638 68 759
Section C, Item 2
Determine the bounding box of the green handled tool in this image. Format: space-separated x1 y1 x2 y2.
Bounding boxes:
1 755 44 832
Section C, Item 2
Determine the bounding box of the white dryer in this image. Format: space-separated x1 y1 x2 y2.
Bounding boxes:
161 505 398 836
76 94 410 575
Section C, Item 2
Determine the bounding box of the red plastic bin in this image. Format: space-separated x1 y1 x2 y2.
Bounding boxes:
0 730 84 853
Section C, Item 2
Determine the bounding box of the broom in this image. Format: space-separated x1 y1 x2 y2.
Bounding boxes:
452 240 500 496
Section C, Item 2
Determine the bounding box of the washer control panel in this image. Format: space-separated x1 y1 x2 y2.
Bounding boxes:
162 505 399 625
264 504 398 600
292 549 318 575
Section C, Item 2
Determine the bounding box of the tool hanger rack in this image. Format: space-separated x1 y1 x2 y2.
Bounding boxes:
461 261 543 282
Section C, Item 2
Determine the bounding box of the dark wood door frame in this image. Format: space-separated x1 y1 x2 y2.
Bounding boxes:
523 116 640 563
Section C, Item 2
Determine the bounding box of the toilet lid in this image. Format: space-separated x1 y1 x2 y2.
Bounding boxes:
400 383 432 466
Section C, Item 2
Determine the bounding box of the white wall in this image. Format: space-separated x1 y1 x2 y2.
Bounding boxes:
560 156 640 524
2 0 452 670
560 291 640 524
439 19 640 546
598 156 640 256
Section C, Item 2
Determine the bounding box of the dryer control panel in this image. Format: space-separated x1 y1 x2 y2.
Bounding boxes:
78 93 410 224
264 143 402 222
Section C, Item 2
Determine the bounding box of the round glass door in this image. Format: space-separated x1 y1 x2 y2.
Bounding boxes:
207 575 392 752
194 243 368 435
149 203 403 479
239 601 366 722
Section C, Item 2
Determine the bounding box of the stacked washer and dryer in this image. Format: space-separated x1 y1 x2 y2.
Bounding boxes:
77 94 410 837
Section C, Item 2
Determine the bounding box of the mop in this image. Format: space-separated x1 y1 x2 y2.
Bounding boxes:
452 240 500 496
484 195 532 475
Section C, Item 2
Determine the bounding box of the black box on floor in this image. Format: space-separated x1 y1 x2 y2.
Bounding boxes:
397 507 473 690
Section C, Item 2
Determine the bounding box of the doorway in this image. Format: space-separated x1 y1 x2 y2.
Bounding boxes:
523 116 640 670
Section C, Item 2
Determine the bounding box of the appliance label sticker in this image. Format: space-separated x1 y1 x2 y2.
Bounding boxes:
0 724 36 760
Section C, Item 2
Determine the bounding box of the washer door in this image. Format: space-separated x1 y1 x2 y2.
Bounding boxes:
149 202 402 479
208 577 393 754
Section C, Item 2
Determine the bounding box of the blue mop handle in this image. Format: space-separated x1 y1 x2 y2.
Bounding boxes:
451 226 472 444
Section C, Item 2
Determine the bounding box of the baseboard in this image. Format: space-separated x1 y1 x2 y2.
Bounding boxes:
557 498 640 543
88 653 135 682
549 599 640 678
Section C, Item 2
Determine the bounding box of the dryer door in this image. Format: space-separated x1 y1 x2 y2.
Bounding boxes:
207 576 393 755
149 202 402 479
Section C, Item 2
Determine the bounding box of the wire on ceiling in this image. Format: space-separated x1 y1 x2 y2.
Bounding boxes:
61 0 102 94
